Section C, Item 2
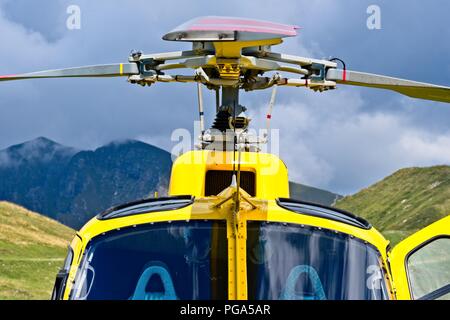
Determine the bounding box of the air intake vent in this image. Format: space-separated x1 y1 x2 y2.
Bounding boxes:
205 170 256 196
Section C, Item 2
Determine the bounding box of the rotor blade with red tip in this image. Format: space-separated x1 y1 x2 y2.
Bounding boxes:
0 63 140 82
326 69 450 103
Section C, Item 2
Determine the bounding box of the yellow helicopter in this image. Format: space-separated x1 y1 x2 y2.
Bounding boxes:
2 16 450 300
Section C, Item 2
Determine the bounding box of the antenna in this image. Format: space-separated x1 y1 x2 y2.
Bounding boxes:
264 73 280 143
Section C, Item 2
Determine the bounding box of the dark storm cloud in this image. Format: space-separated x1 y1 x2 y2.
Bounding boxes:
0 0 449 194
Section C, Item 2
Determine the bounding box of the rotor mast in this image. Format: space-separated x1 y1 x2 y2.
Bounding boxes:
221 87 239 114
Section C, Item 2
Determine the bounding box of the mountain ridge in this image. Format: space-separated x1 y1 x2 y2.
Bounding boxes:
0 137 173 228
0 137 339 229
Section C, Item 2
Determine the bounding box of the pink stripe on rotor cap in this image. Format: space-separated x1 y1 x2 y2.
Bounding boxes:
189 25 297 36
186 17 298 36
198 17 298 31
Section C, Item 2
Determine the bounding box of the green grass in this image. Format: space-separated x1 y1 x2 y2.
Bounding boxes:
336 166 450 245
0 201 74 300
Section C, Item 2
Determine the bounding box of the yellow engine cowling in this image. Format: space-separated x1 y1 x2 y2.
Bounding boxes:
168 150 290 200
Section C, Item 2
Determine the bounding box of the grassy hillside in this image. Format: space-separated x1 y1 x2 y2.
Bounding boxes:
336 166 450 245
0 201 74 300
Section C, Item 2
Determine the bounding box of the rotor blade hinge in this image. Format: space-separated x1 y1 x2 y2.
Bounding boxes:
137 58 162 77
307 63 326 81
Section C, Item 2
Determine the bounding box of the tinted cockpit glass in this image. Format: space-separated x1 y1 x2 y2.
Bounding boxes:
70 221 227 300
247 222 389 300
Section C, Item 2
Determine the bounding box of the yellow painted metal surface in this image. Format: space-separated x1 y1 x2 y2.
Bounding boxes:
390 215 450 300
169 150 289 200
213 39 282 58
227 215 237 300
235 212 248 300
63 234 83 299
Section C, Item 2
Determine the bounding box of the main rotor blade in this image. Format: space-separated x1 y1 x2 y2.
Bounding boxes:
0 63 139 82
327 69 450 103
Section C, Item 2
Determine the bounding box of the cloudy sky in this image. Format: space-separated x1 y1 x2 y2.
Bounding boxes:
0 0 449 195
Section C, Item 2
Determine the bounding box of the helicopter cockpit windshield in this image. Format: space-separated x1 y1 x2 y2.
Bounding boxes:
70 220 389 300
247 222 389 300
70 221 229 300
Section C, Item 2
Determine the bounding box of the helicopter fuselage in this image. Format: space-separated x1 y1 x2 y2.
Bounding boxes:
53 150 399 300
